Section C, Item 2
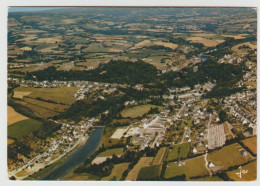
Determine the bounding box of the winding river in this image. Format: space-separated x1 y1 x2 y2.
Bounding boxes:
42 127 104 180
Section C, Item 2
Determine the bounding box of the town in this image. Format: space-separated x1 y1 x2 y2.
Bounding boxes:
7 7 256 181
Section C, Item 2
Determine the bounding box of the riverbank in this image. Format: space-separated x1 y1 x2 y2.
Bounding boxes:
42 127 104 180
11 134 90 180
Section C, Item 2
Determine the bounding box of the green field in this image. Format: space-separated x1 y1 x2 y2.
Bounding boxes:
152 147 168 165
164 156 209 179
121 104 163 118
137 165 161 180
207 143 252 171
8 119 42 139
164 162 187 179
112 118 133 124
166 143 190 161
226 160 256 181
62 172 100 180
13 87 79 105
34 43 57 51
97 148 124 157
102 162 130 180
241 137 257 155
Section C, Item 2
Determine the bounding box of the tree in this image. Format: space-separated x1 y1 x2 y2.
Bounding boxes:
219 110 227 123
10 176 16 180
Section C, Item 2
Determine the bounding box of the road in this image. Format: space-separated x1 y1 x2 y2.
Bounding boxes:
207 114 212 141
204 152 212 177
181 127 189 144
9 135 86 180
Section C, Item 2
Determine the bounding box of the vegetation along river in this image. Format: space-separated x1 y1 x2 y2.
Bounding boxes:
42 127 104 180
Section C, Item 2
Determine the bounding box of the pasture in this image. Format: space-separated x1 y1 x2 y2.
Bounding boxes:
166 143 190 161
35 37 62 44
100 126 120 148
137 165 161 180
11 99 60 118
226 160 256 181
164 162 187 179
8 106 29 125
187 37 225 47
62 172 100 180
23 97 69 113
121 104 162 118
20 47 32 51
222 34 248 40
13 87 79 105
125 157 154 181
82 43 108 53
97 148 124 157
13 91 32 99
8 119 42 139
131 40 152 50
164 156 209 179
153 41 178 50
102 162 130 180
231 42 257 56
207 143 253 171
152 147 168 165
241 137 257 155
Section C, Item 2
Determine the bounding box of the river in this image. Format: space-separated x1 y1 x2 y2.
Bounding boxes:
42 127 104 180
201 56 208 62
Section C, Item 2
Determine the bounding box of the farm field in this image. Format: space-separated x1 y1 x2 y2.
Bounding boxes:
186 37 225 47
231 42 257 56
121 104 163 118
97 148 124 157
7 106 29 125
241 137 257 155
13 87 79 105
207 143 253 171
184 156 209 178
166 143 190 161
152 147 168 165
222 34 248 40
137 165 161 180
13 91 31 99
112 118 134 124
23 97 69 113
153 41 178 50
164 161 187 179
164 156 209 179
100 126 120 148
226 160 256 181
101 162 130 180
125 157 154 181
62 172 100 180
8 139 15 145
8 119 42 139
11 99 61 118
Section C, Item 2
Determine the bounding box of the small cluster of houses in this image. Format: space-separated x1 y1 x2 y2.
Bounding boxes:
166 82 214 103
218 54 243 64
225 91 256 123
11 116 100 173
